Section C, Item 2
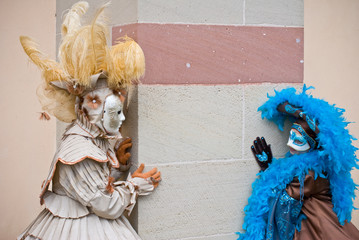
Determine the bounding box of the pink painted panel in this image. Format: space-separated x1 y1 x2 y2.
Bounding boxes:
112 24 303 84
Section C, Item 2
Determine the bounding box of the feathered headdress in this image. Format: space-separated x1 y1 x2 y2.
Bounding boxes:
20 1 145 122
239 85 358 239
258 85 358 174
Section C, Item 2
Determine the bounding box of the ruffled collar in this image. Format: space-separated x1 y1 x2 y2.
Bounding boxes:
64 111 121 140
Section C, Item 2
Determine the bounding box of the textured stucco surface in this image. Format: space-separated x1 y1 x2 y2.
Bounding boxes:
137 0 303 26
135 84 300 165
137 85 243 164
125 83 301 239
137 0 244 25
137 160 258 240
57 0 304 27
113 24 304 84
245 0 304 26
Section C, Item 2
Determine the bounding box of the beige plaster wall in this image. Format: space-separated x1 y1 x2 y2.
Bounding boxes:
304 0 359 226
0 0 56 239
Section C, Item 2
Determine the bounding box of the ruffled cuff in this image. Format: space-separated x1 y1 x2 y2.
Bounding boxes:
128 175 155 196
113 174 154 216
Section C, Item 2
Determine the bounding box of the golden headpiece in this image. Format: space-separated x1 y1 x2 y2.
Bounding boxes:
19 1 145 122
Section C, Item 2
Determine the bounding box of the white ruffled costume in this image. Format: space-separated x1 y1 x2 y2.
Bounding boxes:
18 2 153 238
18 113 154 240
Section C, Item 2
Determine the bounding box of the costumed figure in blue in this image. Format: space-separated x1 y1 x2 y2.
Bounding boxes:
239 86 359 240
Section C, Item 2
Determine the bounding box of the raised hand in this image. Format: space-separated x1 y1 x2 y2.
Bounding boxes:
116 138 132 165
132 163 161 188
251 137 273 171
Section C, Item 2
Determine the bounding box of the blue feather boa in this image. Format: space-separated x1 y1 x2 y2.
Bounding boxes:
239 85 358 240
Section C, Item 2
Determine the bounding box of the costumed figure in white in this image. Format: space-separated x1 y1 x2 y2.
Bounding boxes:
239 86 359 240
18 2 161 239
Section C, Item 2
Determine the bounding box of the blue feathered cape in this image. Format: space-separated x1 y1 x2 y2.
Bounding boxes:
239 85 358 240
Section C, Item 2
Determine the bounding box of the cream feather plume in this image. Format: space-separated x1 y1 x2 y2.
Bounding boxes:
108 36 145 89
20 1 145 122
19 36 75 122
61 1 89 37
59 2 109 87
37 83 76 123
19 36 67 83
90 2 110 71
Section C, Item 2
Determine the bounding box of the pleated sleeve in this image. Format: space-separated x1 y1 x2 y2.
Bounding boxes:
57 159 151 220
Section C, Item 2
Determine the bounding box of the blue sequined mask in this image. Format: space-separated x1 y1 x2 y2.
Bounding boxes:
289 130 308 147
287 123 316 152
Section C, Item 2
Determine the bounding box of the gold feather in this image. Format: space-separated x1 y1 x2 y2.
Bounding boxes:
108 36 145 89
20 2 144 122
19 36 66 83
61 1 89 37
59 2 110 87
89 2 110 71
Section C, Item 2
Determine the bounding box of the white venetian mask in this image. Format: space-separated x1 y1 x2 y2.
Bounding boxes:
51 73 126 137
81 78 125 137
287 129 310 152
102 94 125 135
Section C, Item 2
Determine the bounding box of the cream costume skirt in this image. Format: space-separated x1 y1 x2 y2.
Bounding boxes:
18 116 153 240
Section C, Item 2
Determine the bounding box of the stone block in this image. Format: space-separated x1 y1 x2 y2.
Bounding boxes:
245 0 303 26
112 24 304 85
178 233 238 240
138 0 244 25
56 0 137 34
137 159 258 240
243 83 302 159
137 85 243 164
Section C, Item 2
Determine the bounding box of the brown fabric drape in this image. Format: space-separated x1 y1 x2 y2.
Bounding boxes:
286 171 359 240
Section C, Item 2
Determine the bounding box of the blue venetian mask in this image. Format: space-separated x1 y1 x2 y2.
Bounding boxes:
287 124 313 152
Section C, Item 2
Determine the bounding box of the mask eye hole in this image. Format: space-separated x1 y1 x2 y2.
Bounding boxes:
117 110 121 114
290 130 307 145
